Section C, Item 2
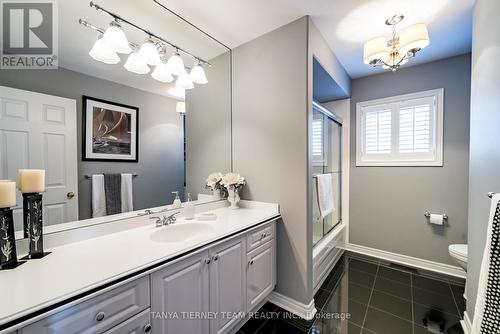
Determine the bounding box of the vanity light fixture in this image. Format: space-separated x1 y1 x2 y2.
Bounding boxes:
176 72 194 90
89 36 120 64
363 14 429 72
190 60 208 85
102 20 131 54
167 50 186 76
124 52 150 74
152 63 174 83
80 1 210 87
139 38 162 66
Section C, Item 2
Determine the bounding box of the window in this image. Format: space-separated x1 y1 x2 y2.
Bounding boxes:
356 89 443 166
312 118 323 157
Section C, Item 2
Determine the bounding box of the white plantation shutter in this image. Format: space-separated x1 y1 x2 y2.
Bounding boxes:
312 118 323 157
356 89 443 166
364 109 392 154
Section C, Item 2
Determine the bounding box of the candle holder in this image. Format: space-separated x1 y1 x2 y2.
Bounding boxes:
0 208 25 270
20 193 50 260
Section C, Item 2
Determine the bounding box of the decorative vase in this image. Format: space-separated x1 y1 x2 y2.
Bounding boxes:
227 188 240 210
0 207 21 270
21 193 50 259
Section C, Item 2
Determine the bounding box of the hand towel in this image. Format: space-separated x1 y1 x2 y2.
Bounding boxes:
472 193 500 333
121 173 133 213
315 173 334 219
104 174 122 215
91 174 106 218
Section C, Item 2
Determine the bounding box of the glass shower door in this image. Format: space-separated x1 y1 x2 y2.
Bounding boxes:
312 103 342 246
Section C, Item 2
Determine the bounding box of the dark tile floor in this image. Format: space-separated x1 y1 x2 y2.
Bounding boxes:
237 253 465 334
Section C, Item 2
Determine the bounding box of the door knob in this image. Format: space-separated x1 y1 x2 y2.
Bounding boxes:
67 192 75 199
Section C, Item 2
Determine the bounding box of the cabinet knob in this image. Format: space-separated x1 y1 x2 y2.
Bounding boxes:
249 260 254 266
66 191 75 199
213 255 219 261
95 311 106 322
143 324 152 333
205 258 211 264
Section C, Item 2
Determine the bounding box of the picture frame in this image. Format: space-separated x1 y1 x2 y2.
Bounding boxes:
82 96 139 162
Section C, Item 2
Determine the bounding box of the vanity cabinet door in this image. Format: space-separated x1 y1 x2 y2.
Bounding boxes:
209 237 246 334
151 250 210 334
246 241 275 310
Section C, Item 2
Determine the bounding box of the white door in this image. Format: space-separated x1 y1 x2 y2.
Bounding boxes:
209 237 246 334
246 241 275 310
151 250 210 334
0 86 78 232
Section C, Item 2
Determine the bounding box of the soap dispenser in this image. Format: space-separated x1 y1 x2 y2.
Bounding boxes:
184 193 195 220
172 191 182 209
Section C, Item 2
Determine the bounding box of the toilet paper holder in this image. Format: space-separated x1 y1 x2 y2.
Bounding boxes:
424 212 448 221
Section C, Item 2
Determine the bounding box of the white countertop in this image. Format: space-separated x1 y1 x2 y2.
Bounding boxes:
0 201 280 327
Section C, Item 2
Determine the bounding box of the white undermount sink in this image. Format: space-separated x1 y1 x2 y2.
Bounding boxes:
150 222 215 243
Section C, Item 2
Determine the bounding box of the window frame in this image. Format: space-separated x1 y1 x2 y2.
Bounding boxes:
356 88 444 167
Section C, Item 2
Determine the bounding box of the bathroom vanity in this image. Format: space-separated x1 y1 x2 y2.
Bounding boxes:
0 201 280 334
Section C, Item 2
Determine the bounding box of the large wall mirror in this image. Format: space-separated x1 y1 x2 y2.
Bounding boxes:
0 0 232 238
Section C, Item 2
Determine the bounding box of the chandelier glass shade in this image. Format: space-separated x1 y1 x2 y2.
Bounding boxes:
152 63 174 83
363 15 429 71
190 64 208 84
176 72 194 90
124 52 150 74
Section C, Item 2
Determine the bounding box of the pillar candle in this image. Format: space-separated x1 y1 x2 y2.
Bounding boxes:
0 181 16 208
18 169 45 193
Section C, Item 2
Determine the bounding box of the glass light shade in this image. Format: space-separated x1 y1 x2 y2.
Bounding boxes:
89 38 120 65
167 53 186 76
176 72 194 90
124 52 150 74
363 37 389 64
399 23 429 55
102 24 131 54
151 63 174 83
190 65 208 84
176 101 186 114
139 40 162 66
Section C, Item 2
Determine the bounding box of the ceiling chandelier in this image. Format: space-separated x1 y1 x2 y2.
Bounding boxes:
79 1 209 90
363 14 429 72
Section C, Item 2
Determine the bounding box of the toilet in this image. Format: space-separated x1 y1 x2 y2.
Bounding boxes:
449 244 468 271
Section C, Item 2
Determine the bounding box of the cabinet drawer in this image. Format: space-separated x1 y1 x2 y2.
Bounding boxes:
246 223 274 252
21 277 150 334
103 309 151 334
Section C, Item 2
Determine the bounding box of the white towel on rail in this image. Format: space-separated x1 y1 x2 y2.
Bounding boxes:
472 193 500 333
315 173 334 219
91 174 106 218
121 173 133 213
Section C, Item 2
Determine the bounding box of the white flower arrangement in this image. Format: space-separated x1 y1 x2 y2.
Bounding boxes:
220 172 246 191
206 172 224 191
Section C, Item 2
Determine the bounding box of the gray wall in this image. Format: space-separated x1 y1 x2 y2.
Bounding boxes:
0 68 184 220
232 17 312 305
349 54 471 265
466 0 500 319
186 51 232 197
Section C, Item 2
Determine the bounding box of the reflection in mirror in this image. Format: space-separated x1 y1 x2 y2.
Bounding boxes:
0 0 231 238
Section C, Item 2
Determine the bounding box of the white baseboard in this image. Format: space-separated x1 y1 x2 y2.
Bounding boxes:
267 292 317 320
345 243 466 279
461 311 472 334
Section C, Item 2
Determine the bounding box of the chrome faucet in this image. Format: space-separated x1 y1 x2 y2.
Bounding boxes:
150 212 181 227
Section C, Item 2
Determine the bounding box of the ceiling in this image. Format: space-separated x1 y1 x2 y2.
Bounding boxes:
59 0 229 99
158 0 475 78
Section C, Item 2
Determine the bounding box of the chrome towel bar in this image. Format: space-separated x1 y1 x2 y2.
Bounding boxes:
84 173 138 179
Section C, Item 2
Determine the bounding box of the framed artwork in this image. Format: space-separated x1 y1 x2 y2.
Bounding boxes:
82 96 139 162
